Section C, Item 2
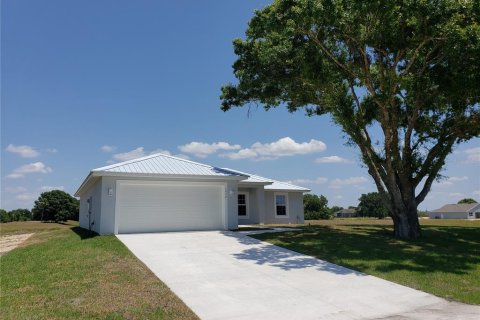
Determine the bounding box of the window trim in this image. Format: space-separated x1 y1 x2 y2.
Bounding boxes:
274 192 289 218
238 192 249 219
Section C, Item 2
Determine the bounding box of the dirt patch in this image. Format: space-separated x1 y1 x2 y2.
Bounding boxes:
0 233 34 255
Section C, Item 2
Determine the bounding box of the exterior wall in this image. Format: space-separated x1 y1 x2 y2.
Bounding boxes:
225 180 239 230
237 187 260 225
101 176 120 234
264 191 304 224
428 212 469 219
80 175 239 235
78 179 102 234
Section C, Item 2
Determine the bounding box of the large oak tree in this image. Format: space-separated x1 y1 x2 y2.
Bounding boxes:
220 0 480 239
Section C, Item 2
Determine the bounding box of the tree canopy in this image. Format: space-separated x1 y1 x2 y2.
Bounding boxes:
458 198 478 204
357 192 388 219
32 190 79 222
221 0 480 239
303 193 332 219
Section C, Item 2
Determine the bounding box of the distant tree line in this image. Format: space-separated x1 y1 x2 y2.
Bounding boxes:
304 192 389 220
1 190 79 223
0 208 32 223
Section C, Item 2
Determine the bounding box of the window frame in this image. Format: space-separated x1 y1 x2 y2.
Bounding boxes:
237 192 249 219
274 192 289 218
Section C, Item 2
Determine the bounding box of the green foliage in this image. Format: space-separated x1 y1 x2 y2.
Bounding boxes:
303 194 328 212
32 190 79 222
0 209 10 223
0 209 32 223
303 193 332 219
458 198 478 204
357 192 388 219
221 0 480 238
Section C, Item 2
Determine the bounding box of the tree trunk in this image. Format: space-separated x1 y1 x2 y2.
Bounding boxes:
391 204 421 240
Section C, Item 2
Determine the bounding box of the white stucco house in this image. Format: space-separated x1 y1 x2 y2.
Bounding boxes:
74 153 310 234
428 203 480 219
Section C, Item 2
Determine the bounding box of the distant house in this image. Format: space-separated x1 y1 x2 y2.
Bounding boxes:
335 208 356 218
428 203 480 219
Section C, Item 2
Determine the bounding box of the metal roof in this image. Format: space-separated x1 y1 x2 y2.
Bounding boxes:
431 203 480 213
223 168 310 192
76 155 310 196
93 153 247 177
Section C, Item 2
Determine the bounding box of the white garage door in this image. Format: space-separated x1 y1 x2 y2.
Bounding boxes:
116 181 225 233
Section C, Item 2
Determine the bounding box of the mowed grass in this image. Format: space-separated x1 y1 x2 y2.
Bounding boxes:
0 221 198 320
251 218 480 305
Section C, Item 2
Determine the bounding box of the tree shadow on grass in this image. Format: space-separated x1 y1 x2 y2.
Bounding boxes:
250 224 480 276
70 226 98 240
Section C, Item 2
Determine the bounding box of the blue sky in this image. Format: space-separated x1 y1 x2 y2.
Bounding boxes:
2 0 479 211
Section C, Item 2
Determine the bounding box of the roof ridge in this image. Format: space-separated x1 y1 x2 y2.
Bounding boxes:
94 152 215 172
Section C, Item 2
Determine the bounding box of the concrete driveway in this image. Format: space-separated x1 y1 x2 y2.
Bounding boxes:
117 231 479 320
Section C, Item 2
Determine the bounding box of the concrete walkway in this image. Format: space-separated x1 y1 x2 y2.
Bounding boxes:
117 231 479 320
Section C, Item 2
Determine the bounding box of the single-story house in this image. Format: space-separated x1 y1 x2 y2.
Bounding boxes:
428 203 480 219
74 153 310 234
335 208 357 218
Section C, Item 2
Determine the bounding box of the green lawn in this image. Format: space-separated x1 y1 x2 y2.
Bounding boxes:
251 218 480 305
0 221 198 320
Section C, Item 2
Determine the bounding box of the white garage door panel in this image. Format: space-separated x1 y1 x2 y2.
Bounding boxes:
117 182 224 233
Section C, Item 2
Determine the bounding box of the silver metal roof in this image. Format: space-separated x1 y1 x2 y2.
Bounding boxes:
431 203 480 213
93 153 247 177
264 180 311 192
223 168 310 192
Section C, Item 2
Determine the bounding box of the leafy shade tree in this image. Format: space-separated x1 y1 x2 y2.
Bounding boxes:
32 190 79 222
357 192 389 219
458 198 478 204
0 209 9 223
304 194 328 212
303 193 331 219
220 0 480 239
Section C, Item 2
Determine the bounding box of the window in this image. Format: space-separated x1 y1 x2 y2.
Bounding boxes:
275 193 288 217
238 193 249 218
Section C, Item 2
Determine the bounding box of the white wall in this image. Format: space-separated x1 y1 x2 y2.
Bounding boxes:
264 191 304 224
79 175 240 234
78 179 102 233
428 212 469 219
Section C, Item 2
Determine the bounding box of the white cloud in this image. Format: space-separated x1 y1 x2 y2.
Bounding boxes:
40 186 64 192
5 186 28 193
472 190 480 197
112 147 147 161
179 142 241 158
463 147 480 164
436 176 468 187
16 193 37 202
288 177 329 185
315 156 353 164
334 195 343 199
46 148 58 153
100 145 117 153
448 192 465 198
110 147 188 163
6 144 40 158
329 176 369 189
222 137 326 160
7 162 52 179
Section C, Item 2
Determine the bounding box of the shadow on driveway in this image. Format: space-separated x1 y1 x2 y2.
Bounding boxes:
221 230 364 275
